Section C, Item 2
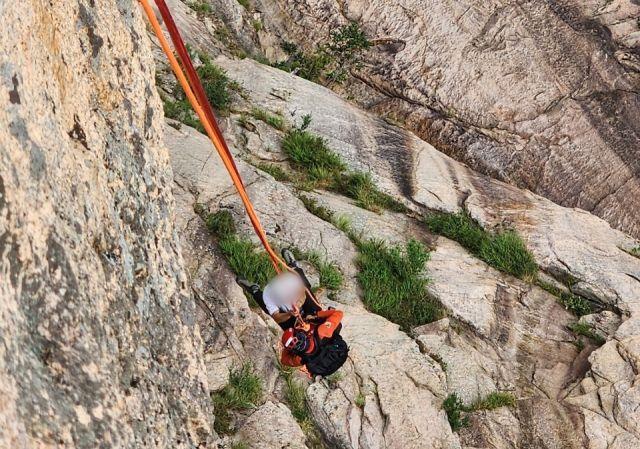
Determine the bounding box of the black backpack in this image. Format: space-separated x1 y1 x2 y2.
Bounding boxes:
302 328 349 377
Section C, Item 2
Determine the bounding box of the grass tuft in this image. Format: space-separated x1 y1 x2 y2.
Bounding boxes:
212 363 263 434
251 107 287 131
569 322 605 345
282 129 345 179
425 212 538 280
355 393 366 408
443 393 469 431
205 211 276 288
468 392 517 411
305 251 343 291
355 239 442 329
162 95 204 132
255 162 291 182
282 123 404 213
188 1 212 15
280 366 325 448
299 195 335 222
333 171 406 213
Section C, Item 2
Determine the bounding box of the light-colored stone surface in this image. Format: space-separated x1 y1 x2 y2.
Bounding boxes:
308 304 458 449
237 402 309 449
0 2 214 447
219 57 640 319
254 0 640 239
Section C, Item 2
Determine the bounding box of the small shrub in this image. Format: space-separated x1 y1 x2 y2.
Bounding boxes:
443 393 469 431
560 292 592 317
237 0 250 8
299 195 335 222
569 322 605 345
334 171 406 213
356 239 442 329
425 212 538 280
282 129 345 178
469 392 516 411
255 162 291 182
251 107 287 131
212 363 263 434
197 58 233 111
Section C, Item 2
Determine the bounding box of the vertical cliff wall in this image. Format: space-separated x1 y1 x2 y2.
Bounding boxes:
0 2 213 447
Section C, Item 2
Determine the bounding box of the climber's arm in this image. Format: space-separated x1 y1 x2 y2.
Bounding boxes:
271 311 294 324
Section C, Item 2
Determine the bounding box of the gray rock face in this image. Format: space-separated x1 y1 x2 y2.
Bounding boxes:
0 2 213 448
254 0 640 239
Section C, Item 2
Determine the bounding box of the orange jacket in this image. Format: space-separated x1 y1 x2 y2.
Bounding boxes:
281 309 344 368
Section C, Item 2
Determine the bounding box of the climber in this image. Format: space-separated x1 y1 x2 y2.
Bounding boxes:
236 249 349 376
236 249 321 330
279 307 347 376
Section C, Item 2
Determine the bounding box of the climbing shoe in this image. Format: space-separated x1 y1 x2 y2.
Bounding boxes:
236 277 260 295
281 248 300 268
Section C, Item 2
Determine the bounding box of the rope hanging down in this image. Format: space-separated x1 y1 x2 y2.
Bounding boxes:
138 0 323 319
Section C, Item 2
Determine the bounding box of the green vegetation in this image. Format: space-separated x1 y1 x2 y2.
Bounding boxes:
188 1 212 15
231 442 249 449
334 172 406 213
204 210 276 288
251 107 287 131
467 392 517 411
236 0 250 8
535 278 593 317
569 322 605 345
212 363 263 434
355 239 442 329
304 251 343 291
355 393 366 408
299 195 335 223
325 372 343 388
162 95 204 132
197 55 234 112
444 391 516 432
162 54 238 129
443 393 469 431
282 129 346 181
559 292 593 317
255 162 291 182
280 366 325 448
251 19 263 32
274 22 370 83
425 212 538 280
281 120 405 213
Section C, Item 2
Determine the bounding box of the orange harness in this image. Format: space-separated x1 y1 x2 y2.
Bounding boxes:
138 0 323 329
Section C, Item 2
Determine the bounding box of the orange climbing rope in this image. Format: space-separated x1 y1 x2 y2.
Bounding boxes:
137 0 322 323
